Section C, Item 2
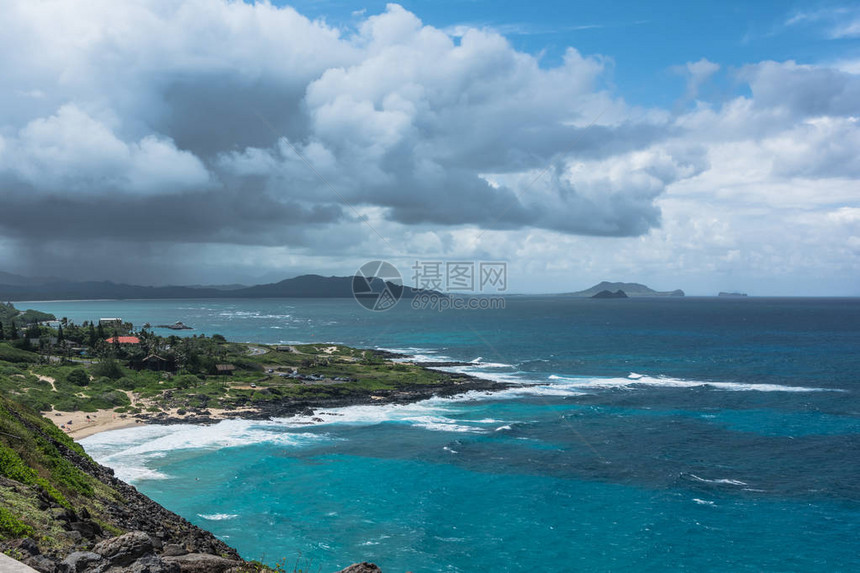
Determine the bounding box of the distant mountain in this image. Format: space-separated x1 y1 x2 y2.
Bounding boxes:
0 273 435 301
183 283 248 291
566 281 684 297
0 271 62 287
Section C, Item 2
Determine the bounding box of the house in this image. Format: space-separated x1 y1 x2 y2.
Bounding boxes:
141 354 170 372
99 318 123 326
215 364 236 375
105 336 140 345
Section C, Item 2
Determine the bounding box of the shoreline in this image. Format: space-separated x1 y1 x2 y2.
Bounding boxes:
46 358 514 440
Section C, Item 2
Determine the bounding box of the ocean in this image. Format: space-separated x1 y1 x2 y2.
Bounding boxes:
24 297 860 572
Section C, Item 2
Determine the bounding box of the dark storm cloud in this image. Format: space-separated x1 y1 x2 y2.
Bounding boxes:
0 2 679 256
1 1 856 284
0 180 343 245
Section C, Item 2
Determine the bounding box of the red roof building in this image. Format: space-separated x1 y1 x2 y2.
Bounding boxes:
105 336 140 344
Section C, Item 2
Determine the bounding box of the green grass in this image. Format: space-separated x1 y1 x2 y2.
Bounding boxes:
0 344 39 364
0 505 35 539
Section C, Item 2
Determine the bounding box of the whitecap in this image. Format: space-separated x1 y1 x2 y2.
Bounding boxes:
81 420 334 484
687 474 748 486
198 513 238 521
548 374 837 393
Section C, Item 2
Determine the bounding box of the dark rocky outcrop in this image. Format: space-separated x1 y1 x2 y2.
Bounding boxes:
591 289 628 299
335 563 383 573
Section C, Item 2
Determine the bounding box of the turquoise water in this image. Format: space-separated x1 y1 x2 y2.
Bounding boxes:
24 297 860 571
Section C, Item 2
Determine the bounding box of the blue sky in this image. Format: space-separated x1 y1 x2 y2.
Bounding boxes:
282 0 860 106
0 0 858 295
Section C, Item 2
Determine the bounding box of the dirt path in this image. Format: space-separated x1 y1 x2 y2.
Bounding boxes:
31 373 57 391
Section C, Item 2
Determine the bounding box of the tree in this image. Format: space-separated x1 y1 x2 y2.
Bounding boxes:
87 323 97 346
0 322 4 340
57 324 64 345
66 368 90 387
93 358 124 380
9 321 18 340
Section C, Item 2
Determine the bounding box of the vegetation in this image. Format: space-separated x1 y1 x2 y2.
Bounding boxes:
0 304 462 416
0 394 118 548
0 302 465 569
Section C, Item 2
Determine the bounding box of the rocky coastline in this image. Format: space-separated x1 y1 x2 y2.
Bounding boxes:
124 360 510 427
1 352 509 572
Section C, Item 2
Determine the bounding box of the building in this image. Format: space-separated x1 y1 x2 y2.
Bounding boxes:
215 364 236 375
141 354 170 371
105 336 140 345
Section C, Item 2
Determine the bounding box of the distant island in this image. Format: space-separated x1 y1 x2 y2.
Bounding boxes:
591 289 629 299
566 281 684 297
718 292 748 297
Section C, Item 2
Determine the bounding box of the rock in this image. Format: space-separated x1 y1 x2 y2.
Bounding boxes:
335 563 383 573
106 553 180 573
24 554 58 573
59 531 84 544
161 545 187 557
93 532 153 567
161 553 243 573
68 520 101 538
50 508 74 521
60 551 103 572
5 537 41 557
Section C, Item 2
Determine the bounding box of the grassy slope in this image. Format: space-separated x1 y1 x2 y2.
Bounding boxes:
0 393 121 550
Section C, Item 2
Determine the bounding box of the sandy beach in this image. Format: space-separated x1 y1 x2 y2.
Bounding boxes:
42 409 144 439
42 406 264 439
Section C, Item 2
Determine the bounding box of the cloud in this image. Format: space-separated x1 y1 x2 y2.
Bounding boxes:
0 1 857 292
0 104 210 194
675 58 720 101
785 6 860 39
0 0 676 255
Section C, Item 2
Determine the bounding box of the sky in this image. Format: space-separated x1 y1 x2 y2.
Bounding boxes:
0 0 858 295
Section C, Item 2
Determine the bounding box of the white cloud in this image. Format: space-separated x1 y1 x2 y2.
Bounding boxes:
0 104 209 194
0 1 857 293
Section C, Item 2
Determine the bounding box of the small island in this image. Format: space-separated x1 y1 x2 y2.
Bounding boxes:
591 289 629 299
718 292 748 297
566 281 684 297
155 321 193 330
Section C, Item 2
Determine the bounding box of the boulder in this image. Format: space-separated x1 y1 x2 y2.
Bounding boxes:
161 553 243 573
59 551 103 572
92 532 153 567
105 553 179 573
335 563 383 573
161 545 187 557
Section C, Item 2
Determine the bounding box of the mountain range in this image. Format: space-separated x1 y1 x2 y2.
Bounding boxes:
0 272 684 300
0 272 431 301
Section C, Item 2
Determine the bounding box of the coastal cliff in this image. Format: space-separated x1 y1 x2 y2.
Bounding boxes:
0 394 387 572
0 394 247 571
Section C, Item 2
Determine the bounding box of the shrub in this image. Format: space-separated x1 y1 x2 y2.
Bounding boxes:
65 368 90 387
0 344 38 364
0 506 34 539
92 359 124 380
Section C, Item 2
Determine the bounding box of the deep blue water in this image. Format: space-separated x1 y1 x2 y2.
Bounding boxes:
24 297 860 572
